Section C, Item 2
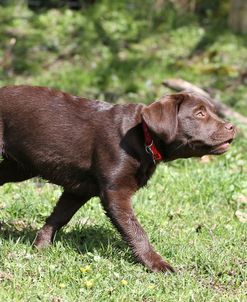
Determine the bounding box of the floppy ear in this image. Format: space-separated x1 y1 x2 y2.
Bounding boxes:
141 93 185 143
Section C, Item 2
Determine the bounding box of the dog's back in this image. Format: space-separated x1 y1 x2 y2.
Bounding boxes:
0 86 100 186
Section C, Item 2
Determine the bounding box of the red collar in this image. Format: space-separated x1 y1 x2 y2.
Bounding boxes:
142 121 163 164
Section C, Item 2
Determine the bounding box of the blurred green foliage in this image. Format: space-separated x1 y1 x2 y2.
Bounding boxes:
0 0 246 113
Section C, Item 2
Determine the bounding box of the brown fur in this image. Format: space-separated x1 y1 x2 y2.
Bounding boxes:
0 86 235 273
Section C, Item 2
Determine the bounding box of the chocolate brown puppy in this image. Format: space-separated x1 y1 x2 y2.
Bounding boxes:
0 86 235 272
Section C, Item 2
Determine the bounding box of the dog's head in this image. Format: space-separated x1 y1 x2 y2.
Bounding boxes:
141 92 236 160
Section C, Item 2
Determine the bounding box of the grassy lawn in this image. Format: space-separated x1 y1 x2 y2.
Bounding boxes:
0 1 247 301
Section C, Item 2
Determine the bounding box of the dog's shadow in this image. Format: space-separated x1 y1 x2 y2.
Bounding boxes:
56 225 129 257
0 222 134 262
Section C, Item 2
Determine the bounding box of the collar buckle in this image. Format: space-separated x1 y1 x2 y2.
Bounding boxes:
142 121 163 164
145 142 156 164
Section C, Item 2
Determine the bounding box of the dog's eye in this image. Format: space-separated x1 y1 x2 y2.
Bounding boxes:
196 111 205 118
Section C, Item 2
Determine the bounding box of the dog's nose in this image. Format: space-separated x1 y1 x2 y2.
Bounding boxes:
225 122 235 132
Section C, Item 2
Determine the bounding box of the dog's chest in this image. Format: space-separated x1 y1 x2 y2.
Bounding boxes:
136 164 156 188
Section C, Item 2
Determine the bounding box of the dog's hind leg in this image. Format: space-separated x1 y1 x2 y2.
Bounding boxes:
34 189 95 248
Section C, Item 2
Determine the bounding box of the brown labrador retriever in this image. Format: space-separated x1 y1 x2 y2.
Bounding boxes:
0 86 235 273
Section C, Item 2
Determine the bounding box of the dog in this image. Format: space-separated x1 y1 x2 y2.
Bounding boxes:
0 85 235 272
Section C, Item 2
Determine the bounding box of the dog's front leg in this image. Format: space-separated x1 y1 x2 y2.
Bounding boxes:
102 189 175 273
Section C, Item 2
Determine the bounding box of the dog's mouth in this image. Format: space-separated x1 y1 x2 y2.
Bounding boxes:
211 138 233 154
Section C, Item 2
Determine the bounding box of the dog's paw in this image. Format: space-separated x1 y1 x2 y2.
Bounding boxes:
150 259 175 274
33 230 52 249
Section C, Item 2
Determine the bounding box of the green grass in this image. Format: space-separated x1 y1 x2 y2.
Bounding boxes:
0 1 247 301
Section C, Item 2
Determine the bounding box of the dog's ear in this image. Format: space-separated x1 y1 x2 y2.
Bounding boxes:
141 93 186 143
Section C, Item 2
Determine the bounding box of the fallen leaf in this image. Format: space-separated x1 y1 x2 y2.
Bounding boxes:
235 210 247 223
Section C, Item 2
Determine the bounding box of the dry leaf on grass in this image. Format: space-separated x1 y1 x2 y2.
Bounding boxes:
235 210 247 223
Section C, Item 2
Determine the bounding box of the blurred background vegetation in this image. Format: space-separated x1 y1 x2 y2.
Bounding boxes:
0 0 246 114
